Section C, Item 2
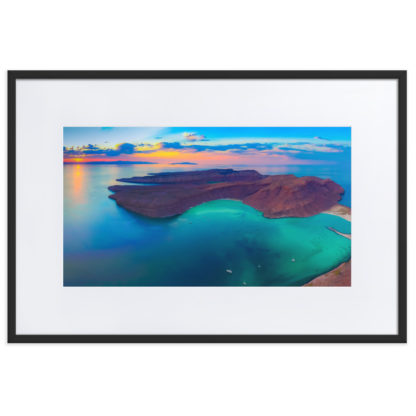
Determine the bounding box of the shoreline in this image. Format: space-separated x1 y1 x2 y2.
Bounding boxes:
304 259 351 287
328 226 351 240
322 203 351 222
303 204 351 287
305 203 351 286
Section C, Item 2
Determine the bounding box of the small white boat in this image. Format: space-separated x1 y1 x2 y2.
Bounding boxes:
226 269 233 274
291 258 296 262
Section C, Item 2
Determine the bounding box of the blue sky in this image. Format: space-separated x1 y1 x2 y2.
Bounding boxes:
63 127 351 166
64 126 350 147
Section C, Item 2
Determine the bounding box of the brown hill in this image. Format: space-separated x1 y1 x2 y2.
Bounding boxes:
116 168 264 184
108 169 345 219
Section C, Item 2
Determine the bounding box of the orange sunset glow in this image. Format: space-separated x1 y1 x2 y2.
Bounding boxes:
63 127 351 167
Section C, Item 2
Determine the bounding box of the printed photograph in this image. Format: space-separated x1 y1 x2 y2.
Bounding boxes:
64 127 351 286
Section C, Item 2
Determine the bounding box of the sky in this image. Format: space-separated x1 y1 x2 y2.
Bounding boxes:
63 127 351 166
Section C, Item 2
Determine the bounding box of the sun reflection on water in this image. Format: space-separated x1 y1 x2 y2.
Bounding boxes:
72 164 86 204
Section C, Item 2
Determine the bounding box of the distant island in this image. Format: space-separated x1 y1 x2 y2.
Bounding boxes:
170 162 198 165
64 160 156 165
108 168 348 220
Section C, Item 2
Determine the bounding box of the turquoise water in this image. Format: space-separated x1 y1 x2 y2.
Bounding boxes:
64 164 351 286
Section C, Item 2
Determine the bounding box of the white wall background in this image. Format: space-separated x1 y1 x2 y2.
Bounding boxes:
0 1 414 415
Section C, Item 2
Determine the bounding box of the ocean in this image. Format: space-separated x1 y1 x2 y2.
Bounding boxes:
64 163 351 286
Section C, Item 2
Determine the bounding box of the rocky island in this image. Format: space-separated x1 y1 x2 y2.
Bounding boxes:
108 168 346 219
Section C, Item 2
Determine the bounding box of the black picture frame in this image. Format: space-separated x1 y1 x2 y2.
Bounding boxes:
8 70 407 343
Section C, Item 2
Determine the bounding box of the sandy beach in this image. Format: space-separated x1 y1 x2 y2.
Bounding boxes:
323 203 351 222
305 203 351 286
328 226 351 240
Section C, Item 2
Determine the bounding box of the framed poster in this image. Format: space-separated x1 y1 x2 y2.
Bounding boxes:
8 71 406 343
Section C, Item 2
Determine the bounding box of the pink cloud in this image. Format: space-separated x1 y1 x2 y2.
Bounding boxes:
183 132 207 142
